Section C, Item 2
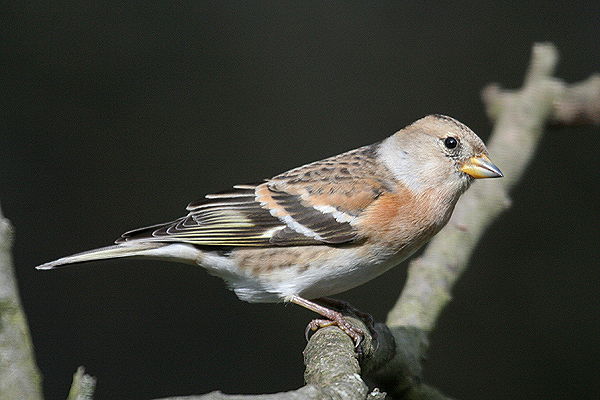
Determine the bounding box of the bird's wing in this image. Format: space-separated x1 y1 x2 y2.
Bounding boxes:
117 142 392 246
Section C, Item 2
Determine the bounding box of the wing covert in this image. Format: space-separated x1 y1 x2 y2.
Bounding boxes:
117 142 393 247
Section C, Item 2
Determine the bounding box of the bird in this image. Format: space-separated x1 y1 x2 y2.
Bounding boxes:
36 114 502 345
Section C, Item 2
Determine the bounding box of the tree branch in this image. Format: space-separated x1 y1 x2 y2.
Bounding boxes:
376 41 600 398
0 205 44 399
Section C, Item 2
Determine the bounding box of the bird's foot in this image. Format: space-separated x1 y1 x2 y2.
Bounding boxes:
288 295 375 350
305 314 364 347
315 297 378 344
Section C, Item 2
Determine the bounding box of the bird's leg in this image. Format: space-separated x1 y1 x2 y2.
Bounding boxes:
287 294 364 347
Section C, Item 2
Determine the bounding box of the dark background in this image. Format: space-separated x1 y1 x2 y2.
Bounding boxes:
2 2 599 399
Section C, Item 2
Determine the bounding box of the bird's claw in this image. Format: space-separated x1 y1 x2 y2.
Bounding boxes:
305 316 364 348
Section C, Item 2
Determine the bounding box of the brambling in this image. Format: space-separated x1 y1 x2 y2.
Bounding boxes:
37 114 502 344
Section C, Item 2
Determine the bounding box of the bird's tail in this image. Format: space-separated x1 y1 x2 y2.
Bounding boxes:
36 242 201 270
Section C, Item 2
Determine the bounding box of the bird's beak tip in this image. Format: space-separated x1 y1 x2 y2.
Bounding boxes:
460 154 503 179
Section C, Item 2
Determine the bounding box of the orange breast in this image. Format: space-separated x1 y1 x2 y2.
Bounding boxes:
357 185 451 252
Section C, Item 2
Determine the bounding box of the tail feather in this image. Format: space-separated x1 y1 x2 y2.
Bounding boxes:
35 242 202 270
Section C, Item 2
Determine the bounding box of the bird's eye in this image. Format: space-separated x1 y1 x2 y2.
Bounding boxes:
444 136 458 149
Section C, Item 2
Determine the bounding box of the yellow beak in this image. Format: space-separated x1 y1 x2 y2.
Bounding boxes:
459 154 503 179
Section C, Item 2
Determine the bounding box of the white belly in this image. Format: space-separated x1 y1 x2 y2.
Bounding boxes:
199 244 408 303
